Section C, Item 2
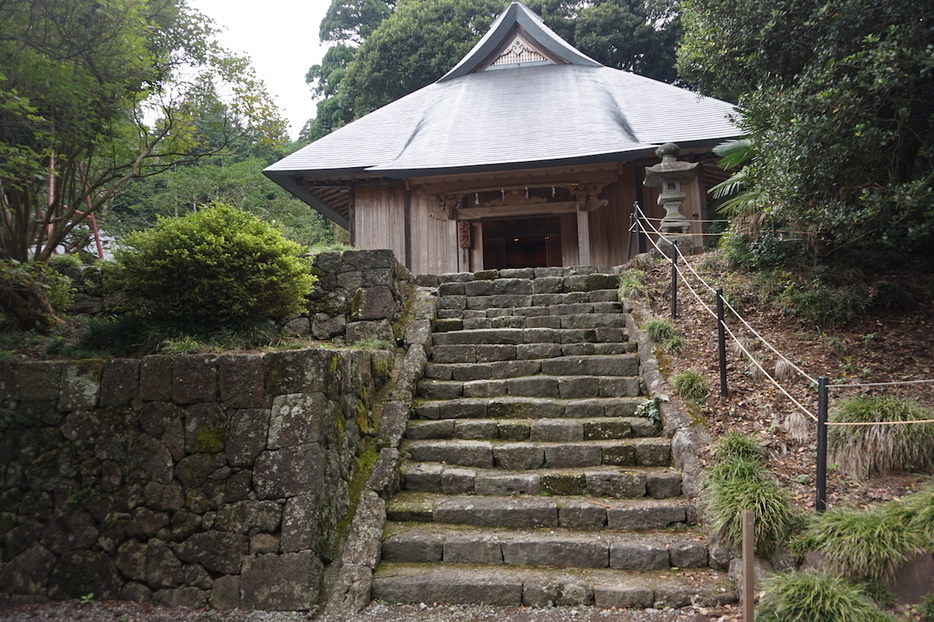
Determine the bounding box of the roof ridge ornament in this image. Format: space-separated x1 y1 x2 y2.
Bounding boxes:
490 35 550 68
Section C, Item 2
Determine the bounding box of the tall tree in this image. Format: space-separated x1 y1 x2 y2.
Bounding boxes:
679 0 934 254
339 0 507 118
0 0 286 326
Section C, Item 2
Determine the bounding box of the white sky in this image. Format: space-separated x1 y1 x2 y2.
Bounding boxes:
189 0 333 140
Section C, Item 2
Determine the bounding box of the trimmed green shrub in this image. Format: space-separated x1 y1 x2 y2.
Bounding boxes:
796 505 926 580
828 396 934 478
672 369 709 403
114 205 316 324
757 570 898 622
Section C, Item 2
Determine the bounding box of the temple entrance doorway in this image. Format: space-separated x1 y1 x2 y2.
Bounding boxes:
481 216 562 269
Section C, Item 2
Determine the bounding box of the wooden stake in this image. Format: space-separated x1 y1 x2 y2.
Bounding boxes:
742 510 755 622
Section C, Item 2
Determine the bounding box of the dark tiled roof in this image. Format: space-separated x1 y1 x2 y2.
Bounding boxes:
264 2 740 225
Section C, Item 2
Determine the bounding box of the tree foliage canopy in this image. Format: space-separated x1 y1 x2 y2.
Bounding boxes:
0 0 287 264
679 0 934 255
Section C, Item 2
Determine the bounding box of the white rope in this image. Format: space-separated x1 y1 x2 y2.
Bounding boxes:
721 321 818 421
827 378 934 389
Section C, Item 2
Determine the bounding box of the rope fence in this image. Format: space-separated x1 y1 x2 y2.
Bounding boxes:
628 204 934 511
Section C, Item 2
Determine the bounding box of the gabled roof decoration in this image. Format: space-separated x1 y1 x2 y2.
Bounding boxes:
489 34 551 68
439 2 600 81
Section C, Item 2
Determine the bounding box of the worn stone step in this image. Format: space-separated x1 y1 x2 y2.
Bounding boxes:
432 326 626 347
427 347 635 377
424 353 637 379
400 438 672 469
459 310 626 331
405 416 661 441
437 293 621 315
438 277 620 298
372 562 736 608
386 493 694 530
400 463 682 498
382 523 707 570
417 374 641 400
412 396 646 420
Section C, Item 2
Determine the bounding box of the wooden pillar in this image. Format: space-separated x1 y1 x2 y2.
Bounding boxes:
576 210 591 266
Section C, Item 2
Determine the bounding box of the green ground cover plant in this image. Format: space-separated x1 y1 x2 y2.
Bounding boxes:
828 396 934 478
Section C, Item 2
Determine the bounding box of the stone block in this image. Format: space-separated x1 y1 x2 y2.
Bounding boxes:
139 356 173 402
282 317 311 337
184 403 227 454
647 471 682 498
406 420 454 439
281 494 317 553
444 534 503 564
530 420 583 442
268 392 326 449
454 420 497 440
59 359 102 410
175 531 248 574
669 540 708 568
342 491 385 568
407 440 493 468
610 540 669 570
314 312 348 341
402 463 443 493
544 443 602 468
99 358 138 407
355 285 397 321
211 575 240 610
558 500 607 529
372 571 522 606
253 444 324 500
502 537 607 568
507 376 558 397
171 355 217 404
493 443 544 470
474 473 540 495
585 471 646 498
382 531 444 562
367 448 402 498
218 353 266 408
441 468 475 495
15 361 62 401
225 408 269 467
324 564 372 616
607 505 686 530
345 319 394 344
434 497 557 528
497 420 530 441
215 500 281 534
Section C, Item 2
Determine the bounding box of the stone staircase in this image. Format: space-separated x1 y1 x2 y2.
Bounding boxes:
371 267 735 609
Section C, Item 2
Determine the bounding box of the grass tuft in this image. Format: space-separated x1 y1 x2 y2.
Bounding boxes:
795 504 926 580
672 369 709 403
756 570 898 622
828 397 934 478
702 434 796 555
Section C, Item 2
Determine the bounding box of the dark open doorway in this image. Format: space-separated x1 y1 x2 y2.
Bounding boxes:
482 216 562 269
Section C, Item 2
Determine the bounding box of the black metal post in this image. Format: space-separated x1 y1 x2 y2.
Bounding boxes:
816 376 829 512
670 241 678 319
717 288 728 397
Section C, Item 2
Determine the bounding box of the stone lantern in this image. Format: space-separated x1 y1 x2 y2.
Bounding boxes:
643 143 698 247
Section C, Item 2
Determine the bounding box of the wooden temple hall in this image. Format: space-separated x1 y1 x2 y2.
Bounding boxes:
265 2 740 274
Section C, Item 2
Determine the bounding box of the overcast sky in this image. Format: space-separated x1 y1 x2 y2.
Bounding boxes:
189 0 332 139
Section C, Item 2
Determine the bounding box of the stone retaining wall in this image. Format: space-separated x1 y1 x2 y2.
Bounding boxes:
0 347 394 610
63 249 414 347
